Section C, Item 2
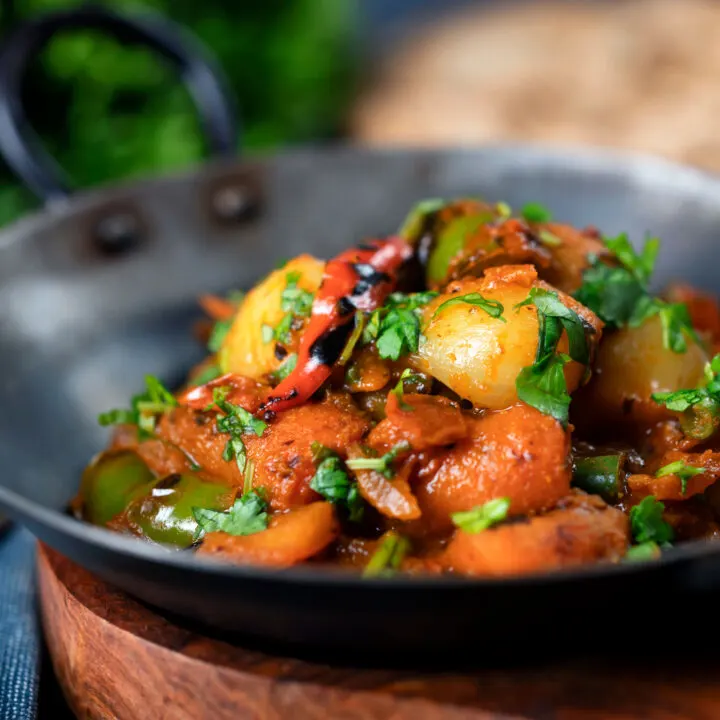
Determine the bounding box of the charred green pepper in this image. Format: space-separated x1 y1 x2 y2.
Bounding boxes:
78 450 156 527
571 455 624 503
121 473 235 548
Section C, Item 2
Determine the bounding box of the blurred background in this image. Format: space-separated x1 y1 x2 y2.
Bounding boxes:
2 0 720 225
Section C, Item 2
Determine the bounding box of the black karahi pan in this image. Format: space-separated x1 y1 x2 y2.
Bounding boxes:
3 5 720 665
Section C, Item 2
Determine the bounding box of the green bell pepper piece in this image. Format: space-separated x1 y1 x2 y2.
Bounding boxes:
571 455 624 503
124 474 235 548
79 451 156 527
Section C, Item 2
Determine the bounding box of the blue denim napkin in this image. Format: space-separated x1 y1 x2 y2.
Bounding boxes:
0 526 40 720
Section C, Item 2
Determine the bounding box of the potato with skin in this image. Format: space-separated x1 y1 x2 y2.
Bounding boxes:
572 313 708 429
412 265 602 409
415 403 572 534
219 254 325 379
198 502 339 567
441 492 629 577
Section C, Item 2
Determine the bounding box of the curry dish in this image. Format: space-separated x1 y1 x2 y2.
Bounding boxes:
74 198 720 576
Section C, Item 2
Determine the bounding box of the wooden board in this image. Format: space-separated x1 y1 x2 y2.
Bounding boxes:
37 543 720 719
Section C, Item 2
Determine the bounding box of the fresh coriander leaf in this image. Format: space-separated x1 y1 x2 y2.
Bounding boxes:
208 318 233 353
346 441 412 479
625 541 662 562
363 532 410 577
261 324 275 344
516 287 589 364
310 454 364 522
270 353 297 382
651 387 707 413
191 363 222 386
390 368 421 411
212 388 267 473
97 375 177 438
658 302 698 354
192 490 268 540
98 408 135 426
605 233 659 285
516 353 572 426
311 441 335 464
432 292 505 322
338 312 366 365
451 497 511 533
656 460 704 495
521 202 552 223
629 496 674 544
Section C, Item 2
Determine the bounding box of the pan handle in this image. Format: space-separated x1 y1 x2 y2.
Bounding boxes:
0 4 239 205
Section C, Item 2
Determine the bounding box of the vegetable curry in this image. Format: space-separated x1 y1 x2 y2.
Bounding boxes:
74 197 720 577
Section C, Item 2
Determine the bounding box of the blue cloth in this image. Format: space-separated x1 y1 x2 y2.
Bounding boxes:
0 527 40 720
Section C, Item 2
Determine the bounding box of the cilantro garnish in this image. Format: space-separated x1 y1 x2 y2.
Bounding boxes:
652 354 720 439
191 363 222 386
266 271 314 345
629 496 674 545
98 375 177 438
363 291 438 361
432 292 505 322
514 287 590 425
346 441 411 479
624 541 662 562
363 532 410 577
521 202 553 223
656 460 704 495
390 368 423 411
574 233 696 353
309 443 364 522
451 497 511 533
212 387 267 473
269 353 298 383
516 354 572 426
192 489 268 540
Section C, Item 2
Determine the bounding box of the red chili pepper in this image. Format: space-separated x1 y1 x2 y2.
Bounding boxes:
258 236 413 417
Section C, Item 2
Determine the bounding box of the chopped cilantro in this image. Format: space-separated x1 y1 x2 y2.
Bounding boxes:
364 291 438 361
309 444 364 522
98 375 177 438
390 368 422 411
624 541 662 562
192 489 268 540
656 460 704 495
451 497 511 533
432 292 506 322
363 532 410 577
266 272 314 345
629 496 674 545
269 353 298 383
652 354 720 439
191 363 222 386
516 353 572 426
605 233 659 285
346 441 411 479
521 202 552 223
212 387 267 473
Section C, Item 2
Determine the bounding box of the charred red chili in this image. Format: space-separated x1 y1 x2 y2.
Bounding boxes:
258 236 414 417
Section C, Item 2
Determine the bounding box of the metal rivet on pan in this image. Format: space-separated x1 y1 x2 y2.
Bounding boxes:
211 185 260 224
93 212 142 256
